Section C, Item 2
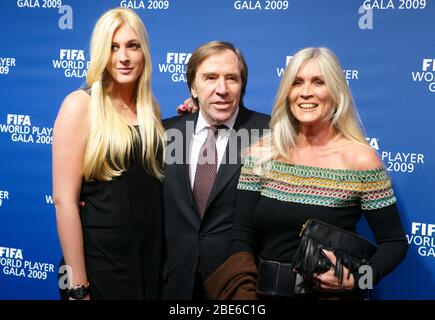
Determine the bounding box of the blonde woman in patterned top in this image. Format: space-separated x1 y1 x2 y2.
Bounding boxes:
205 47 408 300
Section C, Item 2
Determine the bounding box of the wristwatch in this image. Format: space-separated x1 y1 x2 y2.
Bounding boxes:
67 282 90 300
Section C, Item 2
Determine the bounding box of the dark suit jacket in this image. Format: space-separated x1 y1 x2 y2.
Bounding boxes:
162 106 269 299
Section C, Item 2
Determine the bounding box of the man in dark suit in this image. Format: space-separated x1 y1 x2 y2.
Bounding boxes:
162 41 270 299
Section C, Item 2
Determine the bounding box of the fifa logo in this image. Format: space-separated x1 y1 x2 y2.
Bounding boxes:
407 222 435 258
7 114 31 126
0 247 23 259
365 137 379 151
166 53 191 65
412 222 435 237
158 52 191 82
422 59 435 72
59 49 85 61
412 59 435 92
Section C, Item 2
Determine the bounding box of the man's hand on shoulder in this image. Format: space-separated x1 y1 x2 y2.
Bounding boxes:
176 97 199 115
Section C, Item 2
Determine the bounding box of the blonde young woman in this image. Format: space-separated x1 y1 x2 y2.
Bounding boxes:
53 8 165 300
206 47 408 300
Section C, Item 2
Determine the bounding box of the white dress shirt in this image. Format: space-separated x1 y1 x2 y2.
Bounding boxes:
189 108 239 189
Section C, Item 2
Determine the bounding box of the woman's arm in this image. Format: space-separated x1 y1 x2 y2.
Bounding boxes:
347 144 407 286
356 145 408 284
52 90 90 296
231 189 261 255
231 155 264 255
363 204 408 285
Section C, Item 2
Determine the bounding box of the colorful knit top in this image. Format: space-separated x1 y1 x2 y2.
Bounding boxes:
237 156 396 211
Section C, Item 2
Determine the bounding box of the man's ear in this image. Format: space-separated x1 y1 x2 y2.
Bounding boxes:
191 83 198 99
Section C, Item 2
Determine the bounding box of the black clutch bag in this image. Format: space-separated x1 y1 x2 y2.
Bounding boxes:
291 219 377 284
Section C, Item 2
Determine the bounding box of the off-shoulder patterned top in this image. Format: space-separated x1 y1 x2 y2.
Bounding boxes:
232 156 407 284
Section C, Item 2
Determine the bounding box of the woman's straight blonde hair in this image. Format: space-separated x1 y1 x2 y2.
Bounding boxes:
84 7 165 181
253 47 368 170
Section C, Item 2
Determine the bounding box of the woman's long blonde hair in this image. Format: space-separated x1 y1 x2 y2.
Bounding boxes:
253 47 367 169
84 8 165 181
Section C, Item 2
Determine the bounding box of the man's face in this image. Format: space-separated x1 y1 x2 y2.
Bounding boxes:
191 49 242 125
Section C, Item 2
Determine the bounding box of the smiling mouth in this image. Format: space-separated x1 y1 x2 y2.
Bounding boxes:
298 103 318 109
118 68 133 73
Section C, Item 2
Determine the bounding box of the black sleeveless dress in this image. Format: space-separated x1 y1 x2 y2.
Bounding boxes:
79 131 163 299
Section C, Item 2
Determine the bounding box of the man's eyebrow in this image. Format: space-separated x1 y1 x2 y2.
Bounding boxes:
225 73 240 77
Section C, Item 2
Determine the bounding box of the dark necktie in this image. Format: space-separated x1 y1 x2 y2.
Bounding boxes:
192 126 220 219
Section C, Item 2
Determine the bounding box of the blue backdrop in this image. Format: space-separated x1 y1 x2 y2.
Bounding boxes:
0 0 434 299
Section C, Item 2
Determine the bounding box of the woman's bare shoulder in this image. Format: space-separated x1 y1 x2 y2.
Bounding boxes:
342 140 383 170
61 90 90 112
55 90 91 132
